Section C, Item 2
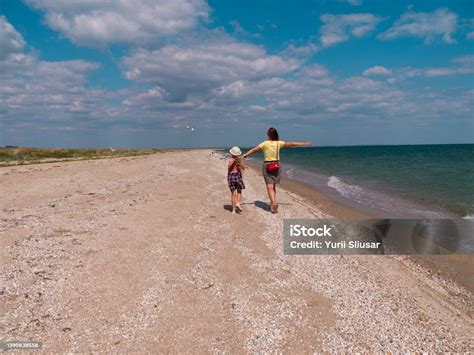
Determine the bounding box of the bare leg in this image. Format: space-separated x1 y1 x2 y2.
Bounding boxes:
231 190 238 213
236 189 242 210
273 184 278 212
266 183 277 211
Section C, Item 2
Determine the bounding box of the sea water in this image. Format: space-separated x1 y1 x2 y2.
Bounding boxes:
277 144 473 220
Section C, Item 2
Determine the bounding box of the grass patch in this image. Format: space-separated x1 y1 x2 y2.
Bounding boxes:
0 147 168 166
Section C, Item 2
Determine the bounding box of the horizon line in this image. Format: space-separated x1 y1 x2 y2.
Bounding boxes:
2 142 473 150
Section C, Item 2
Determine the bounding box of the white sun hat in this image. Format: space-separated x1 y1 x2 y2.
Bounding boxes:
229 146 242 156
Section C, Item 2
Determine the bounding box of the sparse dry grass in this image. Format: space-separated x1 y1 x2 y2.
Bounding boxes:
0 147 166 166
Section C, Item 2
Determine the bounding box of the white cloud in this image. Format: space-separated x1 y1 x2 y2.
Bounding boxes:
122 35 299 101
270 74 407 117
419 55 474 77
422 67 473 78
337 0 362 5
320 13 383 47
0 19 109 130
23 0 210 46
379 8 457 44
119 57 472 130
453 55 474 66
0 16 26 59
381 56 474 82
347 0 362 6
297 64 334 85
363 65 392 76
281 43 319 59
300 64 330 78
229 20 262 39
215 80 246 99
249 105 267 112
269 72 471 122
122 87 195 110
1 10 472 145
0 55 106 129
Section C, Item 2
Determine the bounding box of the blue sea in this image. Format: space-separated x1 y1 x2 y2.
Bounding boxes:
246 144 474 219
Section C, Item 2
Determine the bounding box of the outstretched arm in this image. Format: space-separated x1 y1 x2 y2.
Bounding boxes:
283 141 311 148
242 145 261 158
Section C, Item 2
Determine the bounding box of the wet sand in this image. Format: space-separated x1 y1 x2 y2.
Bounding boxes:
257 164 474 301
0 150 473 352
279 175 374 219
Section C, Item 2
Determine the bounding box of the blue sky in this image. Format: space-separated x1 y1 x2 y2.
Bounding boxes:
0 0 473 148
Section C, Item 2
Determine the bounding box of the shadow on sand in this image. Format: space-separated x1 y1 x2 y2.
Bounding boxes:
253 201 291 212
223 201 270 213
254 200 270 211
224 201 291 213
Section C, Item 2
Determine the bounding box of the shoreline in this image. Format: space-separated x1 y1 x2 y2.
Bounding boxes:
248 162 373 219
283 176 474 296
247 159 474 297
281 173 375 219
243 145 473 220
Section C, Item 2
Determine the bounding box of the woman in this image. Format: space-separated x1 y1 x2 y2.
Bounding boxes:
242 127 311 213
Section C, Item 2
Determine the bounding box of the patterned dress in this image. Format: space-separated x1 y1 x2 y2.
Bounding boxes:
227 157 246 192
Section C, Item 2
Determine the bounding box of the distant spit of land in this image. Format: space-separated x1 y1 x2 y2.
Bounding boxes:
0 147 172 166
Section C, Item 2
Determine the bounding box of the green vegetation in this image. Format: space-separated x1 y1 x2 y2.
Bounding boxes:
0 147 166 166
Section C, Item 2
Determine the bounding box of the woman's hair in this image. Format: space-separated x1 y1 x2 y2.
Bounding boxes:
267 127 279 141
229 156 246 173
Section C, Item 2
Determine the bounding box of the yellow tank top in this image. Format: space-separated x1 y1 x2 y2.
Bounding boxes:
258 140 285 161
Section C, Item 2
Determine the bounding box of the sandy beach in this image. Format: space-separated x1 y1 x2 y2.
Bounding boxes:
1 149 473 352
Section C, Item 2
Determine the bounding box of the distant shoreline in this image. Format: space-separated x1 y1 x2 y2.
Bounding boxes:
0 147 182 167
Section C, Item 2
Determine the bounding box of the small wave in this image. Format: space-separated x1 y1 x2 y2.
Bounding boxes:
327 176 364 200
286 167 295 179
463 214 474 220
326 175 450 218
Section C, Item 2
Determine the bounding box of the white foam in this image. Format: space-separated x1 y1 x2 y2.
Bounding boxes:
326 175 446 218
462 214 474 220
327 176 364 200
286 167 295 179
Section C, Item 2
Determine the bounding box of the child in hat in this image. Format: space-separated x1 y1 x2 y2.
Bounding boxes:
228 146 247 214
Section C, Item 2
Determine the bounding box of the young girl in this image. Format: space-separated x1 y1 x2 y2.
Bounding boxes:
227 146 246 214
